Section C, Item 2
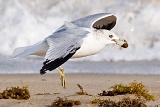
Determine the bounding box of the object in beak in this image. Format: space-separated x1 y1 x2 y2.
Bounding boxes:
112 38 128 48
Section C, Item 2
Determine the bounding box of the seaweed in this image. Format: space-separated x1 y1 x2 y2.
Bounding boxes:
92 97 147 107
35 92 60 95
50 97 81 107
111 82 155 101
118 97 146 107
75 84 92 96
0 82 30 100
98 90 115 96
98 82 155 101
36 93 52 95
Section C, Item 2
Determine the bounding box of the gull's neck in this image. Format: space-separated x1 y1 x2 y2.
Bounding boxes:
72 29 109 58
92 29 108 40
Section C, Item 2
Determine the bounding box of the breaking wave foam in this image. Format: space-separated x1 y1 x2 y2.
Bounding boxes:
0 0 160 61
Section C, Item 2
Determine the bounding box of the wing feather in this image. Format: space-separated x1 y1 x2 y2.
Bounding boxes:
40 22 89 74
72 13 116 30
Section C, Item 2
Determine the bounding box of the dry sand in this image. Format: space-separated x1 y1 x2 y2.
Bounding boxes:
0 74 160 107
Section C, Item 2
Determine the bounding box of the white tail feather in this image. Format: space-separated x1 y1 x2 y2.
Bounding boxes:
12 41 49 59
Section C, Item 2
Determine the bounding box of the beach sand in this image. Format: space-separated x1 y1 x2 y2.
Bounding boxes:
0 74 160 107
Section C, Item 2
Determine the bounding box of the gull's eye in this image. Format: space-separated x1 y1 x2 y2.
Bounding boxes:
109 35 113 38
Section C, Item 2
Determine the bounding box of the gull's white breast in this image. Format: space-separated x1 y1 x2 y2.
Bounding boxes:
72 32 107 58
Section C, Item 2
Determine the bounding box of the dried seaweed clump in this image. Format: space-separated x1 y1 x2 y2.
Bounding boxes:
0 82 30 100
35 93 52 95
35 92 60 95
98 90 115 96
92 98 117 107
92 97 147 107
110 82 155 101
98 82 154 101
75 84 92 96
51 97 81 107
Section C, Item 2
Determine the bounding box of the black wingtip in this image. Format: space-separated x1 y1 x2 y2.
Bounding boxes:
40 47 80 74
40 69 46 75
40 59 50 74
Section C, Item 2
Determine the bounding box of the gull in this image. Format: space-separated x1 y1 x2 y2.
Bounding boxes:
12 13 128 88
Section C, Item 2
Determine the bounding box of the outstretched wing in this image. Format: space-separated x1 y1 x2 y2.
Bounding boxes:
40 22 89 74
73 13 117 30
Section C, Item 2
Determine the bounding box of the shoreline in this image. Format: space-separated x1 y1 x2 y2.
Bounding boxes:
1 59 160 75
0 74 160 107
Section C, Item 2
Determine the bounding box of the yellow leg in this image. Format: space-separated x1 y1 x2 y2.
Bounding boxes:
56 66 66 88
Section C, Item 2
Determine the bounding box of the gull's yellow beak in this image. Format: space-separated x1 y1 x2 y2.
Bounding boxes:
112 38 128 48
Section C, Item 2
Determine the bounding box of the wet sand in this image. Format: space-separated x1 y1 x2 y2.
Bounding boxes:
0 74 160 107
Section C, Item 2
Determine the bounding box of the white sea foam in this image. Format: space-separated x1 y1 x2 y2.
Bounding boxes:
0 0 160 61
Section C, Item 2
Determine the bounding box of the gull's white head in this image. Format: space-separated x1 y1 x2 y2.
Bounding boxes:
106 31 119 44
98 30 119 44
88 13 127 47
95 29 128 48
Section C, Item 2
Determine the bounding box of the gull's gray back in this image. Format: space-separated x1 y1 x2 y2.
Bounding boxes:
45 25 89 60
40 24 89 73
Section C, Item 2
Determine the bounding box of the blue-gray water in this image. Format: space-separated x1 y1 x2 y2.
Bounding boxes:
1 56 160 75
